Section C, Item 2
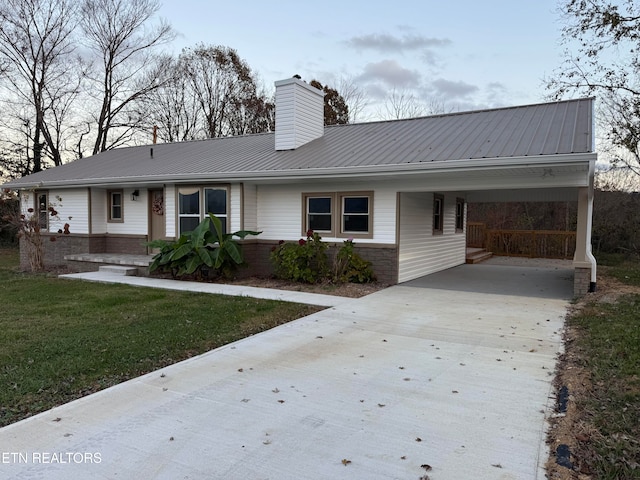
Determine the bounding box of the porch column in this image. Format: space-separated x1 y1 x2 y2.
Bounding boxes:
573 185 597 296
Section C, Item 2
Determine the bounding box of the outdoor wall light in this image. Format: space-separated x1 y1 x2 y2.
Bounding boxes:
131 190 140 201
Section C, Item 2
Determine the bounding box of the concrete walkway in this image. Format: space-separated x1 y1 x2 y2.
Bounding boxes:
0 263 572 479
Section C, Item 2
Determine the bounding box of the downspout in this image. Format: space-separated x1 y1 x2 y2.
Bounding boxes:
574 158 597 292
586 159 597 292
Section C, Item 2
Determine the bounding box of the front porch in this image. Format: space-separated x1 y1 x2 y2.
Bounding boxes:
64 253 154 276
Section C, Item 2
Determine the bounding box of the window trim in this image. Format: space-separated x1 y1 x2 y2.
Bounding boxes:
339 192 373 239
455 197 465 233
302 192 335 237
107 190 124 223
301 191 373 239
35 190 49 231
433 193 444 235
177 185 230 236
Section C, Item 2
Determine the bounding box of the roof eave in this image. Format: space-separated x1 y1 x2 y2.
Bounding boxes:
2 152 595 189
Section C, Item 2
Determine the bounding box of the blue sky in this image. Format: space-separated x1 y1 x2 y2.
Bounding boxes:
160 0 565 119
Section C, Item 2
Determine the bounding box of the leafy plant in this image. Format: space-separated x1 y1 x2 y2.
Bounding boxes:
0 190 69 272
147 213 260 279
270 230 329 284
333 239 375 283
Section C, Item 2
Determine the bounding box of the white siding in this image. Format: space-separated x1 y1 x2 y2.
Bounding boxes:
91 188 107 234
20 189 90 235
50 189 90 234
242 183 258 232
398 192 466 283
106 188 148 235
256 182 397 244
274 78 324 150
230 184 242 232
165 185 176 238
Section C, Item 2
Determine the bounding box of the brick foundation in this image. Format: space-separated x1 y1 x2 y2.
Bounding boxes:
240 240 398 284
21 234 399 284
574 267 591 297
19 233 148 272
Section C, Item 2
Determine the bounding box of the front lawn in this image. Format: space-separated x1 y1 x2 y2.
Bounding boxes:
0 247 320 427
547 257 640 479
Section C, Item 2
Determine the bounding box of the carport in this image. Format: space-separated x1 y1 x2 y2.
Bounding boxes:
395 97 597 297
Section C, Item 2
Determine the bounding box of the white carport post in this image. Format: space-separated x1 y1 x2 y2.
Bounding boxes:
573 161 597 296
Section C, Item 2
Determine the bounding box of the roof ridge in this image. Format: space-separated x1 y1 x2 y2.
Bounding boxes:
326 97 595 129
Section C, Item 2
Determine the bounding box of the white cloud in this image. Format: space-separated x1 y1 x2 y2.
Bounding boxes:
346 33 452 53
357 60 422 87
431 79 479 98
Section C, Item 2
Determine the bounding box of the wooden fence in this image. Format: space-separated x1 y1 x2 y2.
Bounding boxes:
467 222 576 259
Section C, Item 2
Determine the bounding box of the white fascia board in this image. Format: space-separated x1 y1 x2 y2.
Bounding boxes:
3 153 595 189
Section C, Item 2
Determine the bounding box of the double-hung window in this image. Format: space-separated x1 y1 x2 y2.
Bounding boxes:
305 194 334 235
303 191 373 239
178 186 228 235
455 197 465 232
433 194 444 234
204 187 228 233
340 194 370 236
108 190 123 222
36 191 49 230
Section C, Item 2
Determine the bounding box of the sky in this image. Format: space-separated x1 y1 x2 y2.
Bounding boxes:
160 0 566 120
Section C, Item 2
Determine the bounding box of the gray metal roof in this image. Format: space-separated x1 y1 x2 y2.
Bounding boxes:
3 97 595 188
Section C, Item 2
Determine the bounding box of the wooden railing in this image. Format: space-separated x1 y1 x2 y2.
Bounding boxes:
466 222 486 248
467 223 576 259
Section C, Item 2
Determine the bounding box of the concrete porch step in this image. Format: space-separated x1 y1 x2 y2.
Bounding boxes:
99 265 139 276
466 250 493 264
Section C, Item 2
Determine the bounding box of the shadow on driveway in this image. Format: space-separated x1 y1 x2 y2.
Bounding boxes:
401 262 574 300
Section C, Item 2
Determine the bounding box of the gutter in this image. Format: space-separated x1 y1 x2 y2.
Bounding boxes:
2 153 596 190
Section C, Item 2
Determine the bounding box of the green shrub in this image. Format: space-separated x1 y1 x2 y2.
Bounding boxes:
270 232 375 284
148 214 260 279
333 239 375 283
270 230 329 283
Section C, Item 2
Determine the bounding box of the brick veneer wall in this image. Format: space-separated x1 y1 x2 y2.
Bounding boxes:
240 240 398 284
574 267 591 297
19 234 147 272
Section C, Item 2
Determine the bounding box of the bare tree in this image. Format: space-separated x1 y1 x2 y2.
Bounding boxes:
141 59 203 143
548 0 640 176
180 44 265 138
309 79 349 125
377 88 425 120
225 88 275 136
338 75 370 123
80 0 175 154
0 0 79 173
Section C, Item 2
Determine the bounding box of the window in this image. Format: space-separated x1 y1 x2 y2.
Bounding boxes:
36 191 49 230
108 190 123 222
205 187 227 233
433 194 444 234
178 186 228 235
302 191 373 239
341 195 370 235
178 188 200 233
304 194 333 235
455 198 465 232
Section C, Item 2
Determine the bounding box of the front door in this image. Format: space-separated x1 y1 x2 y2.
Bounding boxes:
149 189 165 254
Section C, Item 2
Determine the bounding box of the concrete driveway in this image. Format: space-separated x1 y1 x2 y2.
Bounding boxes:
0 262 572 479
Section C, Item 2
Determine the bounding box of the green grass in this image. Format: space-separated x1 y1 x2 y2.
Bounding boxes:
0 247 320 427
595 252 640 286
567 260 640 478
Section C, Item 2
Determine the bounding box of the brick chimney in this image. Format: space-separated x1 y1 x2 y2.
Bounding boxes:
274 77 324 151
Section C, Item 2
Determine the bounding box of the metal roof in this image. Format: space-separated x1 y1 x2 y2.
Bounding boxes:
3 97 595 189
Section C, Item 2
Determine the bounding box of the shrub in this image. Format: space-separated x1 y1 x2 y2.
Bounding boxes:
270 230 329 283
333 239 375 283
148 213 260 279
270 231 375 284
